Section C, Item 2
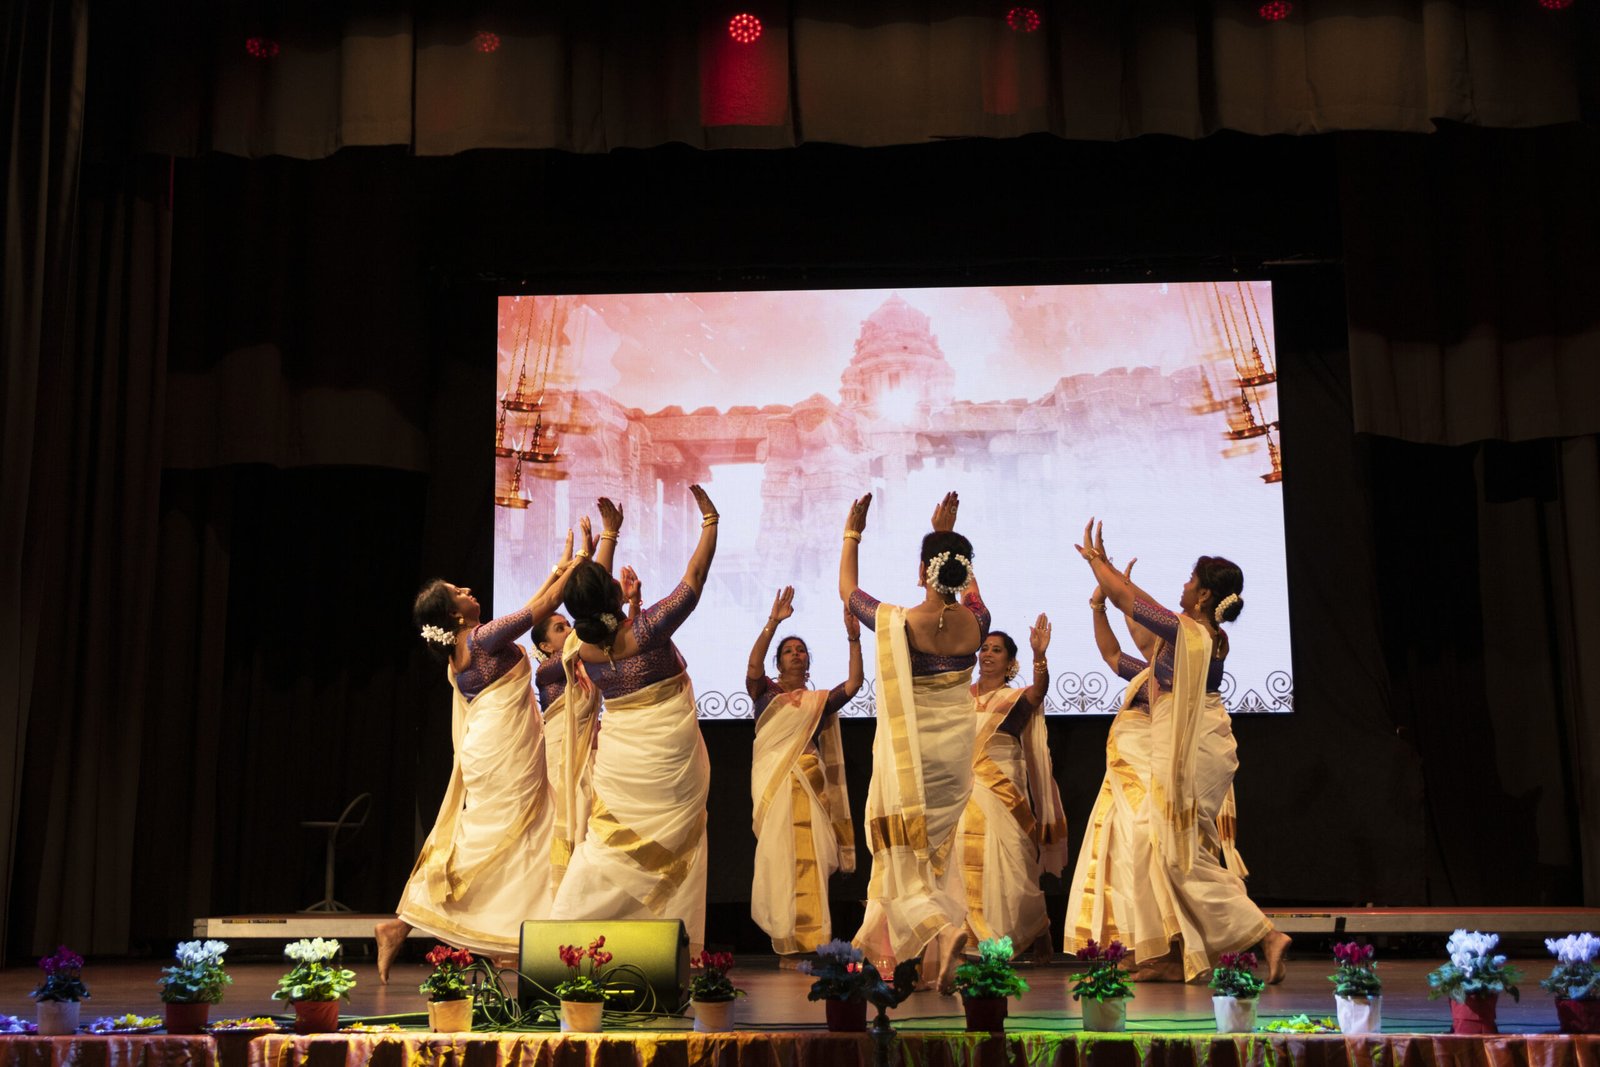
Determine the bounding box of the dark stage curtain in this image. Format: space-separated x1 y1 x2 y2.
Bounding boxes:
123 0 1590 159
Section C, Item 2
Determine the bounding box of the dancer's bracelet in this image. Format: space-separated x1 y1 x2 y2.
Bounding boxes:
1089 599 1107 613
701 514 719 528
842 530 862 543
598 531 618 543
575 549 592 560
1033 662 1050 674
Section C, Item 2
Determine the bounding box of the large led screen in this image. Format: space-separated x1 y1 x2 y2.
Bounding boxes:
494 282 1291 717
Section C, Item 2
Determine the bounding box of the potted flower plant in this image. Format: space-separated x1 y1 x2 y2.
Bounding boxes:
1328 941 1382 1033
158 940 232 1034
1208 950 1265 1032
1427 929 1520 1034
797 940 884 1032
553 936 614 1032
31 946 89 1036
951 936 1029 1032
1071 939 1134 1032
270 938 356 1034
419 945 477 1033
1541 933 1600 1034
687 951 744 1033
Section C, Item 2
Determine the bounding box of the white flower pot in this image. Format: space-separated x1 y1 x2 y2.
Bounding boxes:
691 998 735 1033
560 1000 604 1032
1336 995 1382 1034
36 1000 80 1036
1213 995 1258 1033
1081 996 1127 1032
426 997 474 1033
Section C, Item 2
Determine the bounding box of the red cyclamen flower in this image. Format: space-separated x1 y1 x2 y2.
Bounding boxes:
1238 952 1258 969
1105 941 1127 963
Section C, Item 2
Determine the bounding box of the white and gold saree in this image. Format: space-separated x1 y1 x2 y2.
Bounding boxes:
397 649 555 955
750 689 855 954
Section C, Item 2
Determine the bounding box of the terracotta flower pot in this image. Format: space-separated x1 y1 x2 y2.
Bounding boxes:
824 998 867 1032
1212 995 1258 1033
36 1000 80 1036
1556 998 1600 1034
961 995 1008 1032
691 998 735 1033
1335 995 1382 1034
1081 996 1127 1032
426 997 473 1033
1450 994 1498 1035
292 999 341 1035
560 1000 604 1033
163 1001 210 1035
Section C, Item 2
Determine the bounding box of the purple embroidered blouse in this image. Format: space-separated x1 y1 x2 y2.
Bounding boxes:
456 606 535 702
580 581 700 699
1114 596 1227 695
848 588 991 675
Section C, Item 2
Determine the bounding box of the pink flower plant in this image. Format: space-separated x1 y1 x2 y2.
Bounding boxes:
554 936 614 1004
1072 939 1134 1002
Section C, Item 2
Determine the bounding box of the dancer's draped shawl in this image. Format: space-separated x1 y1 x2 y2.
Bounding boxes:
550 637 711 947
853 603 974 965
750 689 855 954
959 687 1067 947
397 649 555 954
543 655 599 893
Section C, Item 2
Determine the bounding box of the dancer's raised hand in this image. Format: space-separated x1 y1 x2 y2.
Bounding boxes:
689 484 717 518
770 586 795 624
845 493 872 534
557 527 575 568
844 607 861 642
931 491 960 533
1075 518 1101 562
1029 613 1052 656
579 515 595 556
598 497 624 534
620 565 641 618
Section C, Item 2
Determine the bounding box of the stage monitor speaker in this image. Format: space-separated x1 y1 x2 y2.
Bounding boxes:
518 919 688 1014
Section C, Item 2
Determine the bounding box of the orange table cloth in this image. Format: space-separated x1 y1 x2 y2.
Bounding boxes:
0 1036 215 1067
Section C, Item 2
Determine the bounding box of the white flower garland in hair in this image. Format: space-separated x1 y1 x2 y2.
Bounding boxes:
420 623 455 646
924 551 973 597
598 613 620 634
531 646 549 663
1213 593 1241 625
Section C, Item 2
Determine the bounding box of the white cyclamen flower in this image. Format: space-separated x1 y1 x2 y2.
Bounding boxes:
175 940 229 966
1547 933 1600 966
285 937 341 963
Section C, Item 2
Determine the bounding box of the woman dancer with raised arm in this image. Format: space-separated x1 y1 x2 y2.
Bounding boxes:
960 609 1069 959
376 532 584 981
532 503 630 896
1075 520 1290 983
841 491 987 994
748 588 863 957
549 486 719 951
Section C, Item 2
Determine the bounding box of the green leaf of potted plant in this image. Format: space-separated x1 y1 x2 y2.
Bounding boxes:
1328 941 1382 1033
270 938 356 1034
1071 939 1134 1032
1427 929 1520 1035
553 937 614 1032
31 947 89 1036
687 951 745 1033
419 945 477 1033
158 940 232 1034
1541 933 1600 1034
1208 950 1265 1032
951 936 1029 1032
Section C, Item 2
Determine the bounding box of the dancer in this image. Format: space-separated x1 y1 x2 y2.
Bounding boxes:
841 491 986 994
549 486 719 951
960 611 1069 958
376 533 582 981
533 503 629 894
1074 520 1290 982
747 588 863 956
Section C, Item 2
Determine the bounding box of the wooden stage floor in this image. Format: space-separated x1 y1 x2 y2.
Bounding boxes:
0 956 1575 1033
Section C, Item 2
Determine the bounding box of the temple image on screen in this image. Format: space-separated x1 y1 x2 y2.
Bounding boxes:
494 283 1291 718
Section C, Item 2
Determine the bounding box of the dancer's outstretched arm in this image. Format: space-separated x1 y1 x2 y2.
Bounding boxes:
1023 613 1052 708
841 608 864 699
594 497 623 572
747 587 793 694
838 493 871 602
681 484 719 595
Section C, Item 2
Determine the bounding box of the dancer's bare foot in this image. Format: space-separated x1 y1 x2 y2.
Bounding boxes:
1028 931 1055 965
938 928 969 996
1131 958 1183 982
374 919 410 984
915 940 940 992
1263 930 1292 984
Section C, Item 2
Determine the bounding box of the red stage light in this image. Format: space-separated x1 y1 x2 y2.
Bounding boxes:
728 13 762 44
1257 0 1293 19
1537 0 1574 9
1006 6 1042 32
244 36 281 59
473 30 501 53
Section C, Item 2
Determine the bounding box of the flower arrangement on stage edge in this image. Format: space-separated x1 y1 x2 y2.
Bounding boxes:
1428 929 1520 1035
952 937 1028 1031
272 938 356 1034
159 940 232 1034
797 940 918 1033
1209 951 1265 1033
554 937 615 1033
31 946 89 1036
1328 941 1383 1034
419 944 478 1033
0 1014 38 1035
1542 933 1600 1034
688 951 744 1033
1071 939 1133 1033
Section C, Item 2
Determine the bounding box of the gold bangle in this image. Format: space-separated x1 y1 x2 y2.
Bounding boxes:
598 531 618 542
847 637 861 643
1033 663 1050 673
842 530 862 543
702 515 719 528
575 549 591 560
1089 600 1107 613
